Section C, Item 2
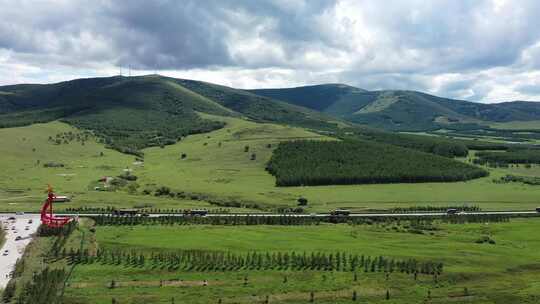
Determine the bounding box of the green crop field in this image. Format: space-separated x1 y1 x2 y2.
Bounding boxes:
49 217 540 303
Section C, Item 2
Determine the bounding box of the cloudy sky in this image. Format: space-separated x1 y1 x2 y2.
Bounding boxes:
1 0 540 103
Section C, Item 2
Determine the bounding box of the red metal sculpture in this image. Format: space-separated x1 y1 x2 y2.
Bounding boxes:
40 185 73 227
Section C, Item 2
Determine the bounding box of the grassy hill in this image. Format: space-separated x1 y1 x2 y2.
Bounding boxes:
0 75 340 155
250 85 540 131
3 117 540 213
3 76 540 213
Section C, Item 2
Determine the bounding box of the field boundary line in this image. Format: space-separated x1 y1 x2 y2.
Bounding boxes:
60 225 85 299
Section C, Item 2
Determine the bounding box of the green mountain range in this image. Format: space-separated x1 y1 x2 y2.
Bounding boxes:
1 75 537 159
0 75 339 154
250 85 540 131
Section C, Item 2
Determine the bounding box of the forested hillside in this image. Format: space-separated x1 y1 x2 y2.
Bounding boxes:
266 140 488 186
475 150 540 165
249 84 367 112
174 79 339 130
250 84 540 131
344 128 469 157
0 75 341 154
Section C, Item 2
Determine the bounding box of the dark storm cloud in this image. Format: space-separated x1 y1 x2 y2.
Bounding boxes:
1 0 540 101
101 1 234 69
0 0 336 70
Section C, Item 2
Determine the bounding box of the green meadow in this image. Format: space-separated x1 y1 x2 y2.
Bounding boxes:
1 117 540 212
57 218 540 303
490 120 540 130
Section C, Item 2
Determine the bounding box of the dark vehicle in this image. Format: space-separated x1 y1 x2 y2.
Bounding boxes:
112 209 139 216
140 212 150 217
330 209 351 216
15 236 22 241
184 209 209 216
446 208 458 215
536 207 540 213
8 217 15 221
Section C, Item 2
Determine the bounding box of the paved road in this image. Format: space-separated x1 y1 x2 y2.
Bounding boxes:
209 211 539 217
0 211 538 218
0 214 40 289
37 210 540 218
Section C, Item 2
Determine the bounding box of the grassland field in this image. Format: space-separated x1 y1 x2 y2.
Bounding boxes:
1 106 540 304
489 120 540 130
40 217 536 303
1 116 540 213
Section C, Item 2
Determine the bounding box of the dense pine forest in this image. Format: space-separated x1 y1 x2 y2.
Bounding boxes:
266 140 488 186
348 128 469 157
475 149 540 164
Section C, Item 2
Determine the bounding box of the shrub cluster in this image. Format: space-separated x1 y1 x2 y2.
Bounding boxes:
495 174 540 185
47 130 92 146
37 221 77 237
390 205 481 213
14 268 67 304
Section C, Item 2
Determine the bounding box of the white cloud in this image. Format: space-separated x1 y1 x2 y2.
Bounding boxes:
0 0 539 103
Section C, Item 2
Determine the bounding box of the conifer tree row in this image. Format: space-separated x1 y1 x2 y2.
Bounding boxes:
63 248 444 275
90 213 515 226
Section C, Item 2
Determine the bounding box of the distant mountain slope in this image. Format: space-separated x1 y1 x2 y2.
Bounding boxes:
250 85 540 131
0 75 341 154
172 79 339 130
250 84 367 112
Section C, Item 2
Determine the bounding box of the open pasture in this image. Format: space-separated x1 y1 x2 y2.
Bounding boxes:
59 218 540 303
2 118 540 213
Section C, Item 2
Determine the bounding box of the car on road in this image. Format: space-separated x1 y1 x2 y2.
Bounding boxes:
536 207 540 213
3 250 8 256
446 208 459 215
112 209 140 216
15 236 22 241
184 209 209 216
16 211 25 215
28 219 33 224
7 217 15 221
330 209 351 216
25 226 30 230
